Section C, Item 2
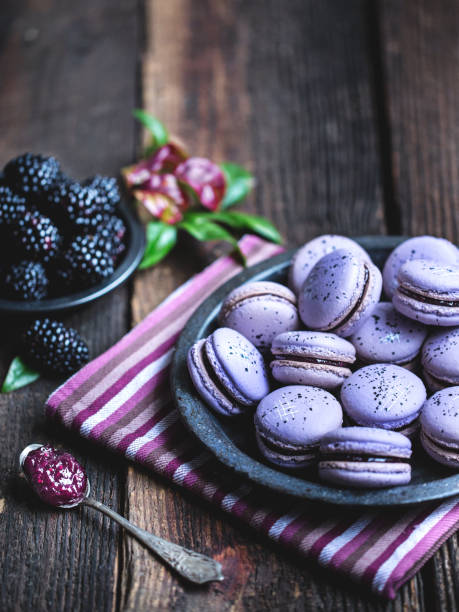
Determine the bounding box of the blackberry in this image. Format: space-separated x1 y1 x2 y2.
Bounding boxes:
11 211 61 262
4 153 61 198
4 261 48 300
84 175 120 213
22 318 90 377
0 185 28 225
62 235 115 288
50 181 105 231
90 215 127 261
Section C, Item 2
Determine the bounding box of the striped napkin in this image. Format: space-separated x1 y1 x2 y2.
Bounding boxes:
46 235 459 599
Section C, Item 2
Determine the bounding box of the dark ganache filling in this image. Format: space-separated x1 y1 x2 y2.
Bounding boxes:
399 286 459 307
23 445 87 507
422 431 459 454
320 453 409 463
200 342 243 408
272 354 350 368
258 433 314 456
331 266 370 331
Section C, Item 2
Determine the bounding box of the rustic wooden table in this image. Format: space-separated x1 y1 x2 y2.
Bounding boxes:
1 0 458 610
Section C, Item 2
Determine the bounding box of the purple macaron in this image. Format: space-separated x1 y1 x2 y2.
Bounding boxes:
341 364 426 437
270 331 356 389
350 302 427 370
298 249 382 338
393 259 459 326
382 235 458 299
421 327 459 391
254 385 343 469
289 234 370 294
218 281 299 350
420 387 459 468
187 327 270 417
318 427 412 488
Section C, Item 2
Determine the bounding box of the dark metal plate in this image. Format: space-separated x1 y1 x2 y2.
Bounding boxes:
171 236 459 506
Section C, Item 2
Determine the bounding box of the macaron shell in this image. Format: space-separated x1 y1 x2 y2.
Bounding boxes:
220 295 299 349
187 340 245 416
270 360 352 389
397 259 459 299
393 291 459 327
422 369 448 393
319 462 411 488
289 235 371 294
420 430 459 468
422 327 459 385
333 261 382 337
299 249 366 332
255 431 316 470
271 331 356 362
220 281 296 316
341 364 426 430
350 302 427 365
382 236 459 298
255 385 343 447
207 327 269 404
320 426 412 457
420 386 459 448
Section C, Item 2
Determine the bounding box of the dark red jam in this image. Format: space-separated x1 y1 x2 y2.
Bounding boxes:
23 445 87 507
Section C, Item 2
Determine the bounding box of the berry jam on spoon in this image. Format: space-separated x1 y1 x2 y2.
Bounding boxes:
20 444 223 584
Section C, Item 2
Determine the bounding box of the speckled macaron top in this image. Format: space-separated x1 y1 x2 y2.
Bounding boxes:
298 249 381 337
341 364 426 429
422 327 459 385
271 331 356 362
206 327 269 404
350 302 427 365
382 236 459 298
289 234 370 294
420 387 459 448
220 281 297 316
396 259 459 299
254 385 343 448
218 281 299 350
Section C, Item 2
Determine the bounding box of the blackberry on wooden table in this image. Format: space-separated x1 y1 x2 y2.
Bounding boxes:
21 318 90 377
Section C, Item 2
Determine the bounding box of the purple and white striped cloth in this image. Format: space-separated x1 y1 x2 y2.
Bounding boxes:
46 235 459 599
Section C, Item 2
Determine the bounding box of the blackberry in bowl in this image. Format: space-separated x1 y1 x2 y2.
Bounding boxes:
0 153 145 315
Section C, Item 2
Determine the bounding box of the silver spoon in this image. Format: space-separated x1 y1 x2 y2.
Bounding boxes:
19 444 224 585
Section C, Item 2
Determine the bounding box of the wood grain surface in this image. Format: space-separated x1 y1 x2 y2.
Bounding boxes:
380 2 459 610
0 0 457 610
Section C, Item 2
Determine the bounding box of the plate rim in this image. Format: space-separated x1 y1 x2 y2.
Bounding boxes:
171 236 459 507
0 201 145 315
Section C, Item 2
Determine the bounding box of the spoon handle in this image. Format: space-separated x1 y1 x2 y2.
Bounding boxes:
83 497 223 584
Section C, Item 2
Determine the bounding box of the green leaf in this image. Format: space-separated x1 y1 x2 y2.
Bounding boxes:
132 109 169 153
178 216 246 264
184 210 282 244
139 221 177 269
1 357 40 393
220 162 255 209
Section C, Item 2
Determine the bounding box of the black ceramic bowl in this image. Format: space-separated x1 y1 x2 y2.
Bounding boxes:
0 202 145 316
171 236 459 506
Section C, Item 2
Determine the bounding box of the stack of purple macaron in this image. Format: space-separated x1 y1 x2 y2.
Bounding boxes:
187 234 459 489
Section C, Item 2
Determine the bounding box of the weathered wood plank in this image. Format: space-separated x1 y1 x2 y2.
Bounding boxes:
121 0 423 610
380 1 459 610
0 1 139 610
